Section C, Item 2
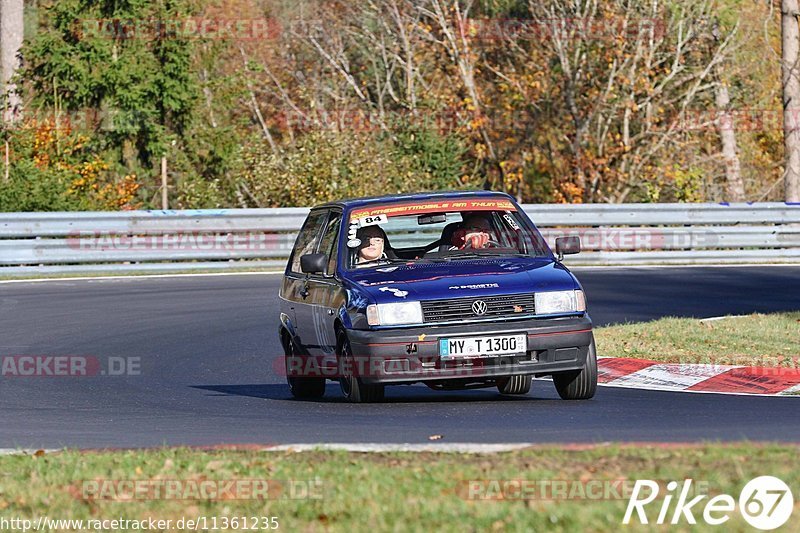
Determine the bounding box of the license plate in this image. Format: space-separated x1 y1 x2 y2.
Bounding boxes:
439 334 527 358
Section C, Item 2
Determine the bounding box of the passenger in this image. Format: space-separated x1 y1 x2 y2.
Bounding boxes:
356 225 389 265
451 213 495 250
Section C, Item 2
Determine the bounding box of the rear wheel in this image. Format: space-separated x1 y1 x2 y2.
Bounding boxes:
284 335 326 399
338 331 384 403
552 338 598 400
497 375 532 395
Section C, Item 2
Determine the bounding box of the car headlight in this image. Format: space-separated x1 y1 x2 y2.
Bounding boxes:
535 290 586 315
366 302 423 326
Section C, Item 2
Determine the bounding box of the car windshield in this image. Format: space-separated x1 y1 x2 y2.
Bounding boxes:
345 198 551 269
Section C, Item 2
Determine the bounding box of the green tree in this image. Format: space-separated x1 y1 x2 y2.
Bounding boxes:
21 0 200 172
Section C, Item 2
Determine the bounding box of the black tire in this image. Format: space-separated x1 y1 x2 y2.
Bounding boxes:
284 335 326 399
553 338 598 400
497 375 532 395
337 331 385 403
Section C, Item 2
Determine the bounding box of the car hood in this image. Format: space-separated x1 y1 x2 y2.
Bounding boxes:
344 258 579 303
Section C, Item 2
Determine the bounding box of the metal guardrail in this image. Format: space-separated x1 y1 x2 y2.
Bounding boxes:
0 203 798 275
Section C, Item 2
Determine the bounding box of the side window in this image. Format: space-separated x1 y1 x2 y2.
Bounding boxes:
289 211 328 274
318 212 342 275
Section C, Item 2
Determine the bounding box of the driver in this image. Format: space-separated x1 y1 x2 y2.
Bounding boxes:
450 213 495 250
355 225 388 265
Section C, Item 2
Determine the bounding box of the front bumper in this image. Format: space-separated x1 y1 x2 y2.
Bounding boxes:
346 315 593 385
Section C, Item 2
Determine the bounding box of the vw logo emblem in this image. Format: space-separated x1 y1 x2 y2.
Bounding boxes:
471 300 488 316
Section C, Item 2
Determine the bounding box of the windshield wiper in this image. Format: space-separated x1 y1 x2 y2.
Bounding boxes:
444 251 528 259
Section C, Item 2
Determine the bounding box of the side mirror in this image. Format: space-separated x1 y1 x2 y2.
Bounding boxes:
555 236 581 261
300 253 328 275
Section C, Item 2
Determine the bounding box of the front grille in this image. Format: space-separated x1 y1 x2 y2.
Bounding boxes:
421 294 536 323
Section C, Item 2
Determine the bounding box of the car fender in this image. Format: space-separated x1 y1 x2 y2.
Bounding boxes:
278 312 299 345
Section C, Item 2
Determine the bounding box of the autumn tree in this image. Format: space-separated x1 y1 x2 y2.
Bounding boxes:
0 0 24 123
782 0 800 201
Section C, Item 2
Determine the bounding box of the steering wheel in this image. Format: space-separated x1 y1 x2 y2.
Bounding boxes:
462 238 502 249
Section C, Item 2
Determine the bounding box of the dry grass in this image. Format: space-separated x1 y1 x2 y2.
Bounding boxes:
0 445 797 532
595 312 800 367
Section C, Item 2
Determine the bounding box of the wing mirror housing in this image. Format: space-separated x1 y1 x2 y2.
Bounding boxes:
555 236 581 261
300 253 328 275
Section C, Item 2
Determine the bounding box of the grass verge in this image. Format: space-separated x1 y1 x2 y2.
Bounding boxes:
595 312 800 367
0 445 797 532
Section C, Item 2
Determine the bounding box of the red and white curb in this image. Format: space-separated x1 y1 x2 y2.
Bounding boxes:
598 357 800 396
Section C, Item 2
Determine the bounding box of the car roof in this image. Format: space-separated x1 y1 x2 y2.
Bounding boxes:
312 190 515 211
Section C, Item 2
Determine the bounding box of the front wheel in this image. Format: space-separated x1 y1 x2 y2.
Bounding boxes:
284 336 326 399
337 331 385 403
552 338 598 400
497 375 532 395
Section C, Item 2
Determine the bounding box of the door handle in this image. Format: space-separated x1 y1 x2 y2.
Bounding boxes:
300 285 309 299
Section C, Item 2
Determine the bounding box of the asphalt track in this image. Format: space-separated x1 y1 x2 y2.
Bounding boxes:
1 266 799 449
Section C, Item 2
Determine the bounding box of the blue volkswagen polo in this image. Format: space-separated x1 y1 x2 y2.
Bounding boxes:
278 191 597 402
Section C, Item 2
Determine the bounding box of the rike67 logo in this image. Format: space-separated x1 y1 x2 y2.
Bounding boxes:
624 476 794 530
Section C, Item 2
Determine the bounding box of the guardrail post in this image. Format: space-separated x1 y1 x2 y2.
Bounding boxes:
161 156 168 210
